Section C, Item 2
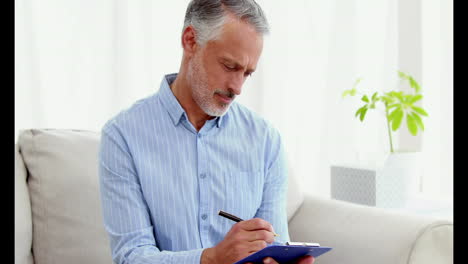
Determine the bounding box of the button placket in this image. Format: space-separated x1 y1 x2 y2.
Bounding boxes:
197 133 210 246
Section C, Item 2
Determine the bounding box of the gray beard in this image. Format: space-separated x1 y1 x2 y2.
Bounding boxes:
187 58 231 117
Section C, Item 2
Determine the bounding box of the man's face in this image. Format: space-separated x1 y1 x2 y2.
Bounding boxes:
187 17 264 116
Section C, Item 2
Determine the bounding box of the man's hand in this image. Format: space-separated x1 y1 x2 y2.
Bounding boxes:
201 218 275 264
257 255 315 264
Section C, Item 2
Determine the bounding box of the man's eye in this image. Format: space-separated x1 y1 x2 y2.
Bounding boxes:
224 64 236 71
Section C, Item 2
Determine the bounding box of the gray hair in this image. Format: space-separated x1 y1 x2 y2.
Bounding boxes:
183 0 270 46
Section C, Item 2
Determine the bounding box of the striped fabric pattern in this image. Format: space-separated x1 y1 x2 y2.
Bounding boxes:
99 73 290 264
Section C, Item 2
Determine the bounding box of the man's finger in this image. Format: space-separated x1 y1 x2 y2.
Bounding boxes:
247 240 268 253
238 218 273 232
262 257 279 264
297 255 315 264
248 229 274 243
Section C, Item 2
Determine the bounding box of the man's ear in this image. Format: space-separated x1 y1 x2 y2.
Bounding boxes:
181 26 198 56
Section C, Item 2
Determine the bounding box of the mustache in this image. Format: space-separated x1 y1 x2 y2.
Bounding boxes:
215 90 236 99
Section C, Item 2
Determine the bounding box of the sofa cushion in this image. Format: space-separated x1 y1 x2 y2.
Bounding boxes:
15 145 34 264
18 129 112 264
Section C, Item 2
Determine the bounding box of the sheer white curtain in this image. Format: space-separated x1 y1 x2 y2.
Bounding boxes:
15 0 188 140
420 0 453 200
243 0 398 196
15 0 452 199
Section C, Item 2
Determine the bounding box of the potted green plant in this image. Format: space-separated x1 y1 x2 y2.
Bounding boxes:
331 71 428 208
342 70 428 153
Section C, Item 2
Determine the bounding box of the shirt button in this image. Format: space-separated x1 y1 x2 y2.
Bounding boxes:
201 214 207 220
200 173 206 179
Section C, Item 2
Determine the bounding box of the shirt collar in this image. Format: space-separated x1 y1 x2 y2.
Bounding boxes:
158 73 227 128
159 73 185 126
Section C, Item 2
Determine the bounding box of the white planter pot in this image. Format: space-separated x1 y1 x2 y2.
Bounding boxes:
331 152 420 208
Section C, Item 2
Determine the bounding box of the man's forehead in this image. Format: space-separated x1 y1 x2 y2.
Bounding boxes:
208 19 263 69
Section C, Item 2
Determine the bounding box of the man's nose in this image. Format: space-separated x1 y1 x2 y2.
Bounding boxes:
228 73 245 96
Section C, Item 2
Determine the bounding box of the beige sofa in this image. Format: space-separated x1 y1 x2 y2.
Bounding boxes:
15 129 453 264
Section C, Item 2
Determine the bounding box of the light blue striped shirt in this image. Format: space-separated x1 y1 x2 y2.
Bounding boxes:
99 73 290 264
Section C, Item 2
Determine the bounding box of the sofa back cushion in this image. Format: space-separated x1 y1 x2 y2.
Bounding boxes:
286 163 305 221
18 129 113 264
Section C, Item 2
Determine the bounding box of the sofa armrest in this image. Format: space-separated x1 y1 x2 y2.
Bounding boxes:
15 144 34 264
288 194 452 264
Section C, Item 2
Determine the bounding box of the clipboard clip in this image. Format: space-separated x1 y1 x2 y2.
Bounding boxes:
285 242 320 247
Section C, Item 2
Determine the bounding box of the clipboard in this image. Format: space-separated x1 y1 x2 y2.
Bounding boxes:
233 243 332 264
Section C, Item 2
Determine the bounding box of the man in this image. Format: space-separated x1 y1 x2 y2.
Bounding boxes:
99 1 314 263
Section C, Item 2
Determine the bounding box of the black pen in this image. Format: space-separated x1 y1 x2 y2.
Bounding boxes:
218 210 279 237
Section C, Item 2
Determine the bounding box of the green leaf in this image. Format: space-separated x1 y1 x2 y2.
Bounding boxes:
398 71 422 93
410 112 425 131
398 70 408 80
353 78 363 89
385 91 398 102
371 92 378 101
408 94 423 104
411 106 429 116
408 76 421 93
392 91 404 101
381 95 394 105
387 103 400 109
355 106 365 118
390 108 404 131
403 94 413 103
388 107 402 121
406 113 418 136
359 107 368 121
342 88 357 98
361 95 369 103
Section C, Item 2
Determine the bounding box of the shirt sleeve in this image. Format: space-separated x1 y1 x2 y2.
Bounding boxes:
99 122 204 264
254 126 291 243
